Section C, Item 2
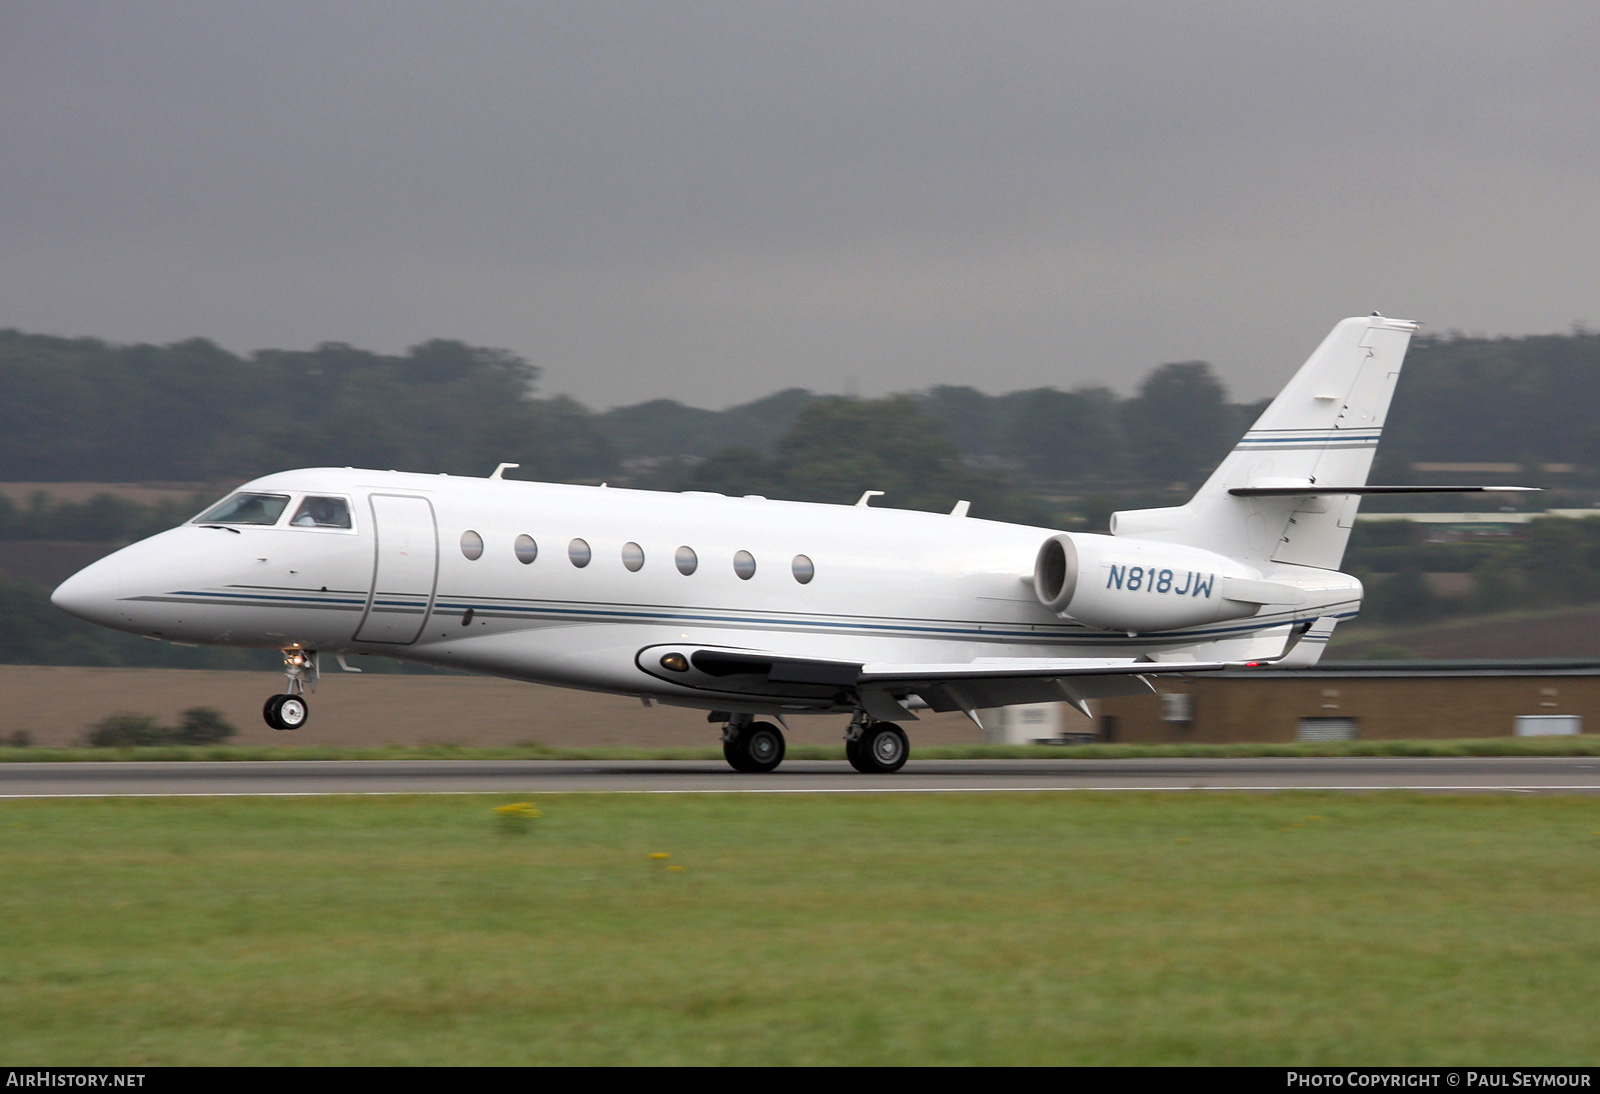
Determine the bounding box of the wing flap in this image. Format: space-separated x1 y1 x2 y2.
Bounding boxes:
856 656 1226 684
860 657 1222 714
640 643 1227 715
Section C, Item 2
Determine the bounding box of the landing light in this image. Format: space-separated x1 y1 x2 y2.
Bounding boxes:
660 653 689 673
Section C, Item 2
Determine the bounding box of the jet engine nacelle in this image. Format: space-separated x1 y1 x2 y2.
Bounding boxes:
1032 532 1262 633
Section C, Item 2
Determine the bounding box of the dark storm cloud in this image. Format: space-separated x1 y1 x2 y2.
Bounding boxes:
3 2 1599 408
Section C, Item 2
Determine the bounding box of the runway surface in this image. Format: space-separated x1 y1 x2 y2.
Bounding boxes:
2 757 1599 797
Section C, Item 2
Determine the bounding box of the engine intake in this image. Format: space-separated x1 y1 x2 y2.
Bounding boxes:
1032 532 1261 634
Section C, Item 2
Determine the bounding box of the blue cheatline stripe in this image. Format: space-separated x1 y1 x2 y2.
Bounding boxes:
1241 428 1382 435
171 588 370 606
1234 431 1380 444
148 585 1360 648
1234 438 1378 447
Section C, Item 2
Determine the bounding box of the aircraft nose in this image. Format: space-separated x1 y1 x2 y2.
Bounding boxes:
51 554 124 627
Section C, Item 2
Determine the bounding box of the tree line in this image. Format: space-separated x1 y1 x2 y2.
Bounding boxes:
7 326 1596 504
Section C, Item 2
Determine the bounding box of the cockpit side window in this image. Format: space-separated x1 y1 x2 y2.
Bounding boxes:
194 492 291 526
290 496 353 529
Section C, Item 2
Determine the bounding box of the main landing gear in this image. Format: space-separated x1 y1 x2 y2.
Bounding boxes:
721 716 786 773
263 648 317 731
715 713 912 774
844 716 909 774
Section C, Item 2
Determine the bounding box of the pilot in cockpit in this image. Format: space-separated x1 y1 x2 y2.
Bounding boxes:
290 496 351 529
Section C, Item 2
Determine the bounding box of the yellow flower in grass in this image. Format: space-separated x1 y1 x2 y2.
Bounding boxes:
493 801 542 834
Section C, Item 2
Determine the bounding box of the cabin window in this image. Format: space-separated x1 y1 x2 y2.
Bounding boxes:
792 554 814 584
622 542 645 572
569 538 592 568
514 534 538 564
289 496 352 529
194 492 291 526
675 545 698 575
733 550 757 580
460 530 484 560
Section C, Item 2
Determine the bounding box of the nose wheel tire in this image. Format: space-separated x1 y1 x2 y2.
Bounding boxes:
263 693 309 731
848 721 908 774
723 720 786 773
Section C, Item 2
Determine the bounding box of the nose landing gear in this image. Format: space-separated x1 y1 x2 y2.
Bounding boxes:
264 692 308 731
263 648 318 731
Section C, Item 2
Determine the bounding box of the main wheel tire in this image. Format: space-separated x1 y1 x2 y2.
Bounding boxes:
740 721 785 773
844 734 871 773
723 721 786 773
858 722 909 774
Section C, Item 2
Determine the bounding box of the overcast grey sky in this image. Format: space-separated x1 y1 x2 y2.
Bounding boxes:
3 2 1597 409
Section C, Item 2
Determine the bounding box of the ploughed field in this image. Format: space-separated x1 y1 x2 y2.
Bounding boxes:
1332 606 1600 659
0 665 983 749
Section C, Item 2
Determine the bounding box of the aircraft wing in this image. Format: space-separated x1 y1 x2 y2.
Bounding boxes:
857 656 1226 683
650 646 1226 722
854 657 1226 720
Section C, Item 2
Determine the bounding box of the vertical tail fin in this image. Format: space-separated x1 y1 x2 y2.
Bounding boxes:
1110 314 1418 569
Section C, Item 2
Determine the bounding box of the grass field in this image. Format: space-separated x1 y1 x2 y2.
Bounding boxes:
2 792 1598 1065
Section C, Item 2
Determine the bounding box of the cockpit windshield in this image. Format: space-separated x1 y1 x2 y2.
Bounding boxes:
194 492 291 526
290 496 352 529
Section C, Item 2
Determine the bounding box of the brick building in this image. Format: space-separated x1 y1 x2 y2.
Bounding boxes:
1089 661 1598 744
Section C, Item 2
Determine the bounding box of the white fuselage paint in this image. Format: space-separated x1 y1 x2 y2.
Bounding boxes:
52 467 1359 716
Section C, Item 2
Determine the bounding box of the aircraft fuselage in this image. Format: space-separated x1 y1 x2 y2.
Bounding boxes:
51 467 1356 716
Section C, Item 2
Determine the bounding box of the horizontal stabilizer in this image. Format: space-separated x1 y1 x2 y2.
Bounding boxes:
1229 485 1539 497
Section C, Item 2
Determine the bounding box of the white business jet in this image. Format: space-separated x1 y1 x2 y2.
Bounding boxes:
52 314 1521 772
